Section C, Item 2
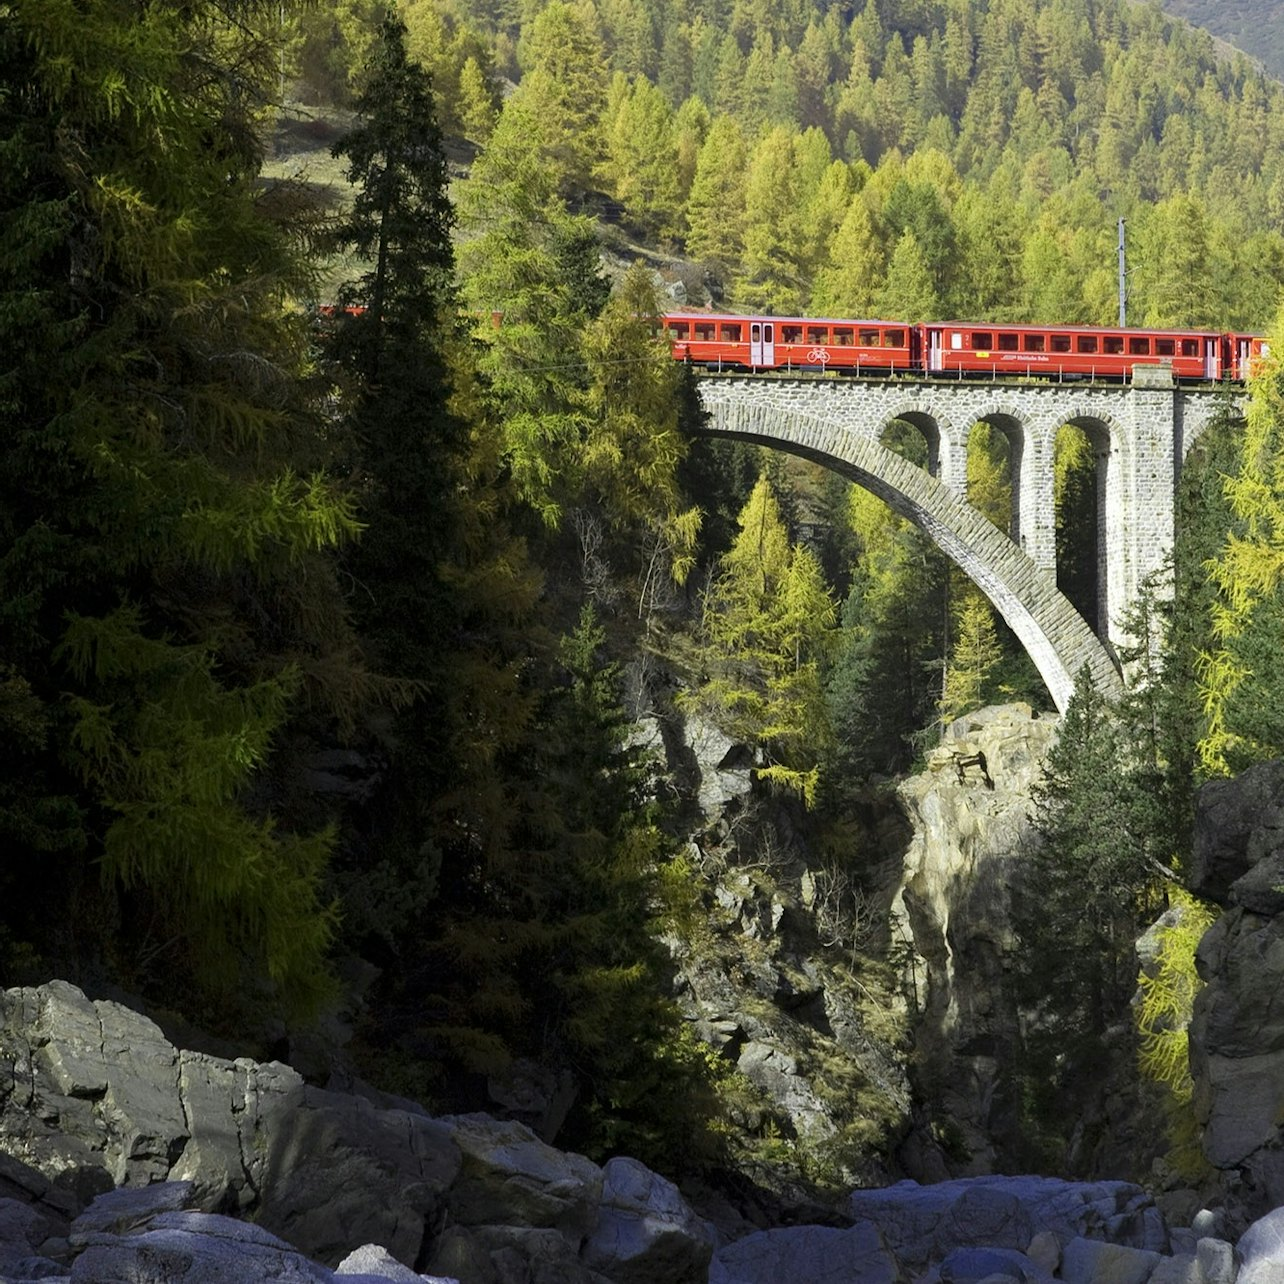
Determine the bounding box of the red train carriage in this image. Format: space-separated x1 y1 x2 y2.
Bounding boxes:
663 312 916 374
923 322 1224 381
1229 333 1271 381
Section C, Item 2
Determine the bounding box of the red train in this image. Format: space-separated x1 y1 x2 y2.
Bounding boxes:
662 312 1269 383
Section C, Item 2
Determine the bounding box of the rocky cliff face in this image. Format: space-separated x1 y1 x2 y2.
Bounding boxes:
891 703 1060 1176
654 713 913 1206
1188 757 1284 1227
657 702 1069 1194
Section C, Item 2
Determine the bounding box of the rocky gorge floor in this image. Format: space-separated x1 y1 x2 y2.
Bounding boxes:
3 977 1284 1284
8 703 1284 1282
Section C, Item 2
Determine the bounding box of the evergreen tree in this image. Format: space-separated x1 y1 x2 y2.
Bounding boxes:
0 0 360 1008
325 14 498 943
1013 667 1163 1133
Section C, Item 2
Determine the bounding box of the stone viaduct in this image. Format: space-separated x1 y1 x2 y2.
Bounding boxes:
694 369 1237 712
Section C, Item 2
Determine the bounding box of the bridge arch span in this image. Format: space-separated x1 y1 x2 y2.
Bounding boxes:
697 389 1123 713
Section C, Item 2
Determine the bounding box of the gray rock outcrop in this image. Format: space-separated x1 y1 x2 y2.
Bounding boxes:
892 704 1059 1173
0 980 713 1284
1188 758 1284 1223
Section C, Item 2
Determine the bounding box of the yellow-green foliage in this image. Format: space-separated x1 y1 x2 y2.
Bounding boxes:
1199 306 1284 775
690 475 837 804
1136 886 1217 1105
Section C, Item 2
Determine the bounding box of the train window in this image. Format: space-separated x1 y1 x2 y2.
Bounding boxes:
832 327 854 345
667 321 690 340
1156 339 1175 356
859 329 880 346
951 332 964 349
806 325 828 344
1129 337 1150 355
781 325 803 343
998 334 1019 351
1104 336 1124 355
719 323 742 341
1180 339 1199 357
1052 335 1072 353
885 330 906 347
1076 335 1098 354
1025 334 1046 352
972 332 993 349
694 322 717 341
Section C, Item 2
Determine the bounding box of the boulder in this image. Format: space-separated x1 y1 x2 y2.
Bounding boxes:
1058 1237 1160 1284
845 1176 1166 1267
1146 1255 1200 1284
1196 1237 1235 1284
336 1242 459 1281
1190 758 1284 904
252 1083 460 1267
0 981 463 1268
581 1156 712 1283
938 1245 1049 1282
710 1220 897 1284
68 1209 336 1283
442 1115 602 1239
1237 1206 1284 1284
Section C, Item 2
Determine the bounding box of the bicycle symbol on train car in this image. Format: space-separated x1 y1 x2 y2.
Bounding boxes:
807 347 830 366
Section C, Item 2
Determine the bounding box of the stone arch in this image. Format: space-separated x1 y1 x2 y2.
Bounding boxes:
966 409 1028 544
1059 411 1118 645
695 388 1122 712
879 408 944 479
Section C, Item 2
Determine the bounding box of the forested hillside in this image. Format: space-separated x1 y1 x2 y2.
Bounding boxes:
1161 0 1284 84
6 0 1284 1201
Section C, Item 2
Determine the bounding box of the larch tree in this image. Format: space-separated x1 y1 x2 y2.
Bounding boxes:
1199 309 1284 774
516 0 610 191
736 126 804 313
603 76 681 238
811 195 884 315
692 476 836 806
683 113 748 273
456 96 606 526
877 230 942 319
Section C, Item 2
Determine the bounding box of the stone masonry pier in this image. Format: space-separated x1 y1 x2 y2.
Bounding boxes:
694 372 1234 710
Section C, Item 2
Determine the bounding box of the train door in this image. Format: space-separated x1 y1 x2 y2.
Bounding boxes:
750 321 775 368
1205 337 1219 380
927 327 944 373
